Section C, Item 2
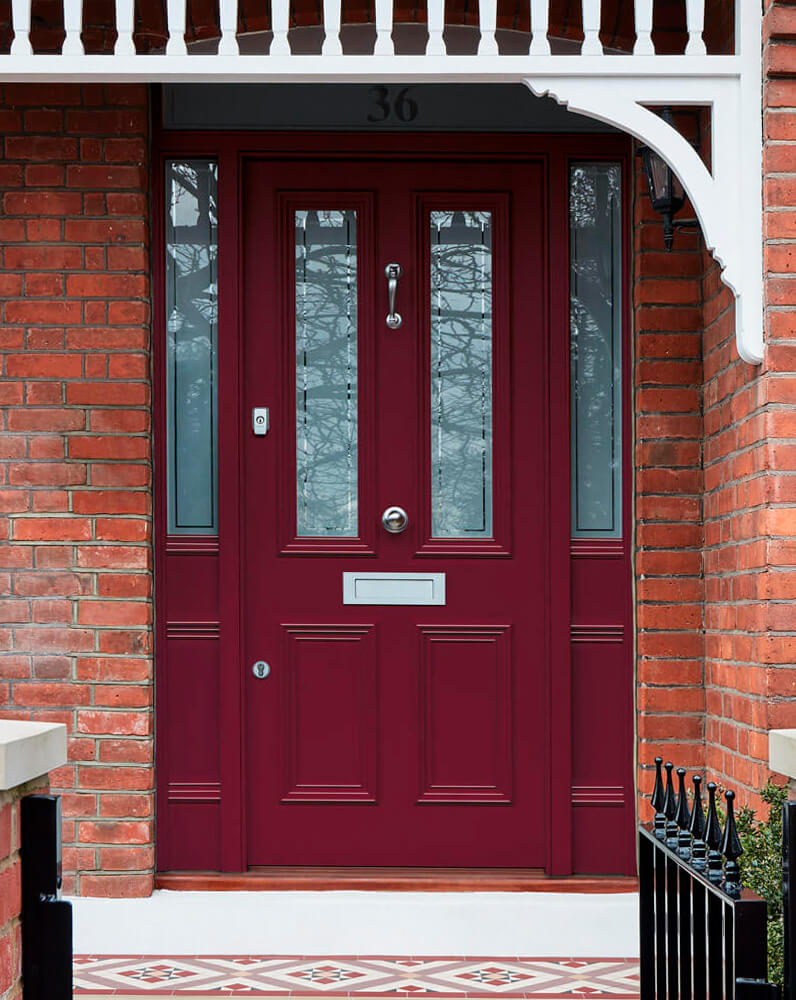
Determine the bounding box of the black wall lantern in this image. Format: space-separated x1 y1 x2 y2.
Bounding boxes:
638 107 699 252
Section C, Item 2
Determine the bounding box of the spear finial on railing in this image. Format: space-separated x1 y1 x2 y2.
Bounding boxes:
721 790 744 897
706 781 724 883
663 762 678 848
689 774 707 870
675 768 692 858
652 757 666 839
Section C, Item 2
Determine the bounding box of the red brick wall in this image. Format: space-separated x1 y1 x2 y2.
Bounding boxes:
0 84 153 897
0 776 46 1000
699 0 796 806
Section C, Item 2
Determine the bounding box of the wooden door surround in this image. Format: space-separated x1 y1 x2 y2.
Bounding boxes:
153 131 635 879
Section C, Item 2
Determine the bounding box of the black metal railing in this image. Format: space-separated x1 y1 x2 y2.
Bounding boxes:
639 758 780 999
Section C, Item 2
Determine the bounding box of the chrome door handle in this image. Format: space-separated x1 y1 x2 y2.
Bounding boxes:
382 506 409 533
385 263 403 330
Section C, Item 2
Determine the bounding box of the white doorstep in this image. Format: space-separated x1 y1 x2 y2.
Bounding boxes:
71 890 640 957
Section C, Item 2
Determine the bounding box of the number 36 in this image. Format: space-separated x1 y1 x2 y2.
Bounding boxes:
367 86 419 123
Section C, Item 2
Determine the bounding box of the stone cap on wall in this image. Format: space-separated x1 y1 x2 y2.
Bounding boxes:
0 720 67 791
770 729 796 781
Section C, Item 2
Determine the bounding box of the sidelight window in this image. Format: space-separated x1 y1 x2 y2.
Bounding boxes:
570 163 623 539
165 160 219 535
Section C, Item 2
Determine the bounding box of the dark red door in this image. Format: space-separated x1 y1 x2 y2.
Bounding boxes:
243 153 548 866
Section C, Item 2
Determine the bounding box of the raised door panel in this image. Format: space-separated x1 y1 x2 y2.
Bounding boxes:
418 626 512 803
282 626 377 802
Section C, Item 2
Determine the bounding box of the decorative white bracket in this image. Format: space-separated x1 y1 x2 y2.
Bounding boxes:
525 6 763 364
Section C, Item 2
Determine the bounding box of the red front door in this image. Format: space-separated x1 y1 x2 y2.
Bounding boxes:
243 153 548 867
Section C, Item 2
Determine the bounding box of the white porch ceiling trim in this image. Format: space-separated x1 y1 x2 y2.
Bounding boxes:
2 0 764 364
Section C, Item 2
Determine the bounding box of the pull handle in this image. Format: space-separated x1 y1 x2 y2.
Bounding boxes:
385 263 403 330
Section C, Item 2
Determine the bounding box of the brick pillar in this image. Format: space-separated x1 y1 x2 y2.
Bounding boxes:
634 144 706 801
0 84 153 897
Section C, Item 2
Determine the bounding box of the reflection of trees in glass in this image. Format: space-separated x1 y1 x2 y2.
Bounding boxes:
166 161 218 533
295 210 358 537
570 164 622 536
431 211 493 538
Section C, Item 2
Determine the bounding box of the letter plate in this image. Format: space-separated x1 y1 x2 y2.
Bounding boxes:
343 572 445 606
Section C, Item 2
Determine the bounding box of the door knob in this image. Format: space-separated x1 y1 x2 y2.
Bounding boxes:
252 661 271 679
382 506 409 534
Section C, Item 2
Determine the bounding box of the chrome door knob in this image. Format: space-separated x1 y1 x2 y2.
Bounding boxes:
382 506 409 534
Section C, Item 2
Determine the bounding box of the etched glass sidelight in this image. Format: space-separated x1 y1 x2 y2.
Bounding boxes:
165 160 219 535
569 163 623 538
430 211 493 539
295 210 359 537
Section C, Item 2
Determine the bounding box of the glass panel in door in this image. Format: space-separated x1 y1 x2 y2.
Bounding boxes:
294 209 359 537
429 210 493 539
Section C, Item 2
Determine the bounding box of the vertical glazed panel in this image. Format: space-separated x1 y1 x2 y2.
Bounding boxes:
418 626 512 802
165 160 219 535
570 163 622 539
430 211 493 539
283 626 376 801
295 210 359 538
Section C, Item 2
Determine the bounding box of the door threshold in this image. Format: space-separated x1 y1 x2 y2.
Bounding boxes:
155 867 638 893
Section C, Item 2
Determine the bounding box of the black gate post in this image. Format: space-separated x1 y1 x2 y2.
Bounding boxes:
639 829 655 1000
20 794 72 1000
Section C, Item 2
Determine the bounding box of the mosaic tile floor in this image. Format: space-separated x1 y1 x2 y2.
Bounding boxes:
73 956 640 997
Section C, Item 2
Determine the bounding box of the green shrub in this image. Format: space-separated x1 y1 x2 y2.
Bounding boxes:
734 781 789 986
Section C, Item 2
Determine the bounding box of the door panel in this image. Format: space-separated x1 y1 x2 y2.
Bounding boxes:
418 626 513 803
243 157 547 867
282 626 377 803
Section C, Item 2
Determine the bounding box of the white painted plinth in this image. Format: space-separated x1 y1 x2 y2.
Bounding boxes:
769 729 796 781
0 720 67 790
71 889 640 956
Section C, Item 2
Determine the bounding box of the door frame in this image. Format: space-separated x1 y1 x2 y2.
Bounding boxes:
152 124 634 876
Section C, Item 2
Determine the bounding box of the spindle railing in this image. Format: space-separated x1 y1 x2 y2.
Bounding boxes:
1 0 741 62
639 758 780 999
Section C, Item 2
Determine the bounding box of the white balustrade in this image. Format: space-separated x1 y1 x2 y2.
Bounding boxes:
10 0 31 54
321 0 342 55
165 0 187 54
581 0 602 55
63 0 83 53
114 0 135 54
373 0 393 55
477 0 497 56
0 0 739 63
270 0 290 54
684 0 705 55
529 0 550 56
633 0 654 55
218 0 239 54
426 0 444 55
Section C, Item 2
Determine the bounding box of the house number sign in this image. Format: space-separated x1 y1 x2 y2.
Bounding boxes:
367 87 419 124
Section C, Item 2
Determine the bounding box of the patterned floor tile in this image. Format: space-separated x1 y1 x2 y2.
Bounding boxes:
73 956 640 997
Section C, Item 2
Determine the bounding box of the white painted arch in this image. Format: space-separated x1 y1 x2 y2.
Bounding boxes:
0 2 763 362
